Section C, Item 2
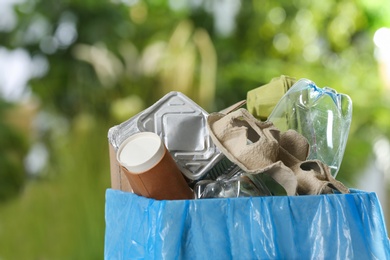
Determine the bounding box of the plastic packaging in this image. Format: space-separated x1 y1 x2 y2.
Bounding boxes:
268 79 353 176
194 167 271 199
104 189 390 259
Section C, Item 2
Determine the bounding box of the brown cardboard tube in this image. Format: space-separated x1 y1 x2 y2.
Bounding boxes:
108 141 132 192
117 132 194 200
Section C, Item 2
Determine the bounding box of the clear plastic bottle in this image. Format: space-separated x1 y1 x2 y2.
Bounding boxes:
267 78 353 177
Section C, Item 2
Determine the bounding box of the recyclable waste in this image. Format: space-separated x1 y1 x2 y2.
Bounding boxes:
267 78 353 177
108 78 353 197
105 76 390 259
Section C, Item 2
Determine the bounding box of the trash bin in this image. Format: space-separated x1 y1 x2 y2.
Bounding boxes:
104 188 390 259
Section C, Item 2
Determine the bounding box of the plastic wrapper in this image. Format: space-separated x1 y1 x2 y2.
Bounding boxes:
104 189 390 259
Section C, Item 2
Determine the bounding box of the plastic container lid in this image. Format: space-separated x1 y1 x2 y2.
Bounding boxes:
117 132 165 174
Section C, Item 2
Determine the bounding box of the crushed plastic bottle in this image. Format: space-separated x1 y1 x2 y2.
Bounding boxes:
267 78 352 177
195 166 271 199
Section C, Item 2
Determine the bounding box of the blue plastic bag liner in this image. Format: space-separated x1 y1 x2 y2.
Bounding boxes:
105 189 390 259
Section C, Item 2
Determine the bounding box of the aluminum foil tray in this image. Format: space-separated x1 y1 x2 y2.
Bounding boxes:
108 91 225 181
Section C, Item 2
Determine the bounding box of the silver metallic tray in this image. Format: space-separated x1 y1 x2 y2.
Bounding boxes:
108 92 225 181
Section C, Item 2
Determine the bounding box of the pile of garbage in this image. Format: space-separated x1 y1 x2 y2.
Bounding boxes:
108 76 353 200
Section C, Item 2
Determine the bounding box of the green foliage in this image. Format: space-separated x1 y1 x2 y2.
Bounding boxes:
0 119 110 259
1 0 390 258
0 101 28 202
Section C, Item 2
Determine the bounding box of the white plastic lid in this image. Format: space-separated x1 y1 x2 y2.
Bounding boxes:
117 132 165 174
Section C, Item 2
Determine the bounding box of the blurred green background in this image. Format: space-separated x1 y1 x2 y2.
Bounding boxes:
0 0 390 258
